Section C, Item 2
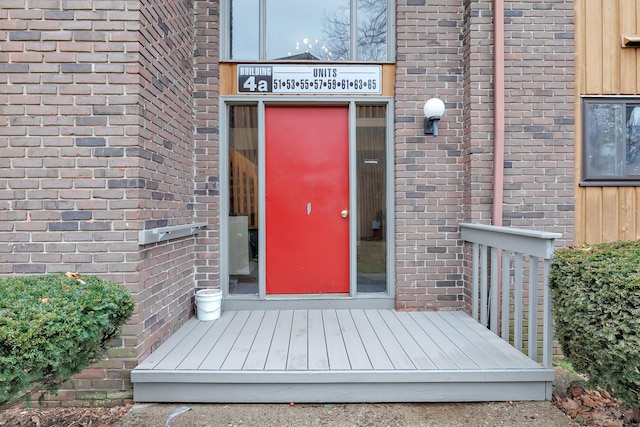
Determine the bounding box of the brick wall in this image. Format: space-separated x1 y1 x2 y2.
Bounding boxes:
1 1 141 282
0 0 143 405
460 0 496 310
0 0 196 405
192 0 221 289
462 0 496 226
394 0 574 310
501 0 574 244
394 0 467 310
134 0 196 363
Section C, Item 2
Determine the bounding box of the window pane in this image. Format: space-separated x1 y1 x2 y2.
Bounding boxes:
357 0 387 61
356 105 387 293
231 0 259 60
266 0 350 61
586 103 625 178
626 106 640 176
228 105 259 295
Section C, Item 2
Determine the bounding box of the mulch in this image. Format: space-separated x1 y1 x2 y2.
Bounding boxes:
0 405 132 427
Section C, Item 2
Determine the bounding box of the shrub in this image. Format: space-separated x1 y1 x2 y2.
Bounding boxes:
0 273 135 406
550 241 640 407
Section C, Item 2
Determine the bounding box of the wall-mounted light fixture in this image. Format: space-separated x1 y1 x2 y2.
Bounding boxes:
622 34 640 47
423 98 446 136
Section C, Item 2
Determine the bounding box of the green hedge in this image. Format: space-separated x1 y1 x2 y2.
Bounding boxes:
0 273 134 406
550 240 640 407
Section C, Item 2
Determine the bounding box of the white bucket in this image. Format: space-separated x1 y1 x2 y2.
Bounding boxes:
195 288 222 321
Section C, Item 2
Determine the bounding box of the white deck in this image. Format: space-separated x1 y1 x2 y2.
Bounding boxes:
132 309 554 403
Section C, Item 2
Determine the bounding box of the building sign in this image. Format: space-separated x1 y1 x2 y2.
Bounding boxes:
237 65 382 95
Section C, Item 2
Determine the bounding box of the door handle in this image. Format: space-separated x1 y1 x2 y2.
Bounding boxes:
341 209 349 218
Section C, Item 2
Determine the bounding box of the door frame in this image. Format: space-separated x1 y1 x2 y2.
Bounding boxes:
219 96 395 310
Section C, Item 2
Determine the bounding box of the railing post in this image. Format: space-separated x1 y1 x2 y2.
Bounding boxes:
490 247 499 335
528 256 539 362
542 259 553 369
513 253 524 352
501 250 510 341
472 242 479 321
480 244 488 327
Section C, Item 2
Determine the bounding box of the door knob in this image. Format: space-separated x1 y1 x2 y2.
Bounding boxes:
341 210 349 218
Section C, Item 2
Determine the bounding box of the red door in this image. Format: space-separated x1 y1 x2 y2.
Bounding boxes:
265 106 350 294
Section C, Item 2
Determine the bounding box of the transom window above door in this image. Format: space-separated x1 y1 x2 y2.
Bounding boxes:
222 0 394 62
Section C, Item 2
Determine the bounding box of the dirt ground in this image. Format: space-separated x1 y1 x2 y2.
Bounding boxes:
119 401 578 427
0 401 574 427
1 368 637 426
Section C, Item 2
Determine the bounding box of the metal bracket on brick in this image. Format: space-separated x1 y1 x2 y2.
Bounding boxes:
138 222 208 245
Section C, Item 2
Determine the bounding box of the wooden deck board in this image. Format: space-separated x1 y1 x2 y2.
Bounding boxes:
242 310 279 370
364 309 415 369
221 310 264 370
437 311 523 369
133 309 554 403
199 310 250 370
322 309 351 369
377 310 437 370
446 311 542 368
264 309 293 370
177 310 236 370
287 310 308 370
411 312 480 369
350 309 394 369
308 310 329 370
135 317 200 370
335 309 372 369
425 312 502 369
391 311 458 369
154 319 216 370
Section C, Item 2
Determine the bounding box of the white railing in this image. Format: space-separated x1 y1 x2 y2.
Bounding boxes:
460 223 562 369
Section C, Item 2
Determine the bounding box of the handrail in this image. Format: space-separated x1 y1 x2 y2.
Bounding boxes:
138 222 208 245
460 223 561 369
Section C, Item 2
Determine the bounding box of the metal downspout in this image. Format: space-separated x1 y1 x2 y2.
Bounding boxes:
493 0 505 226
